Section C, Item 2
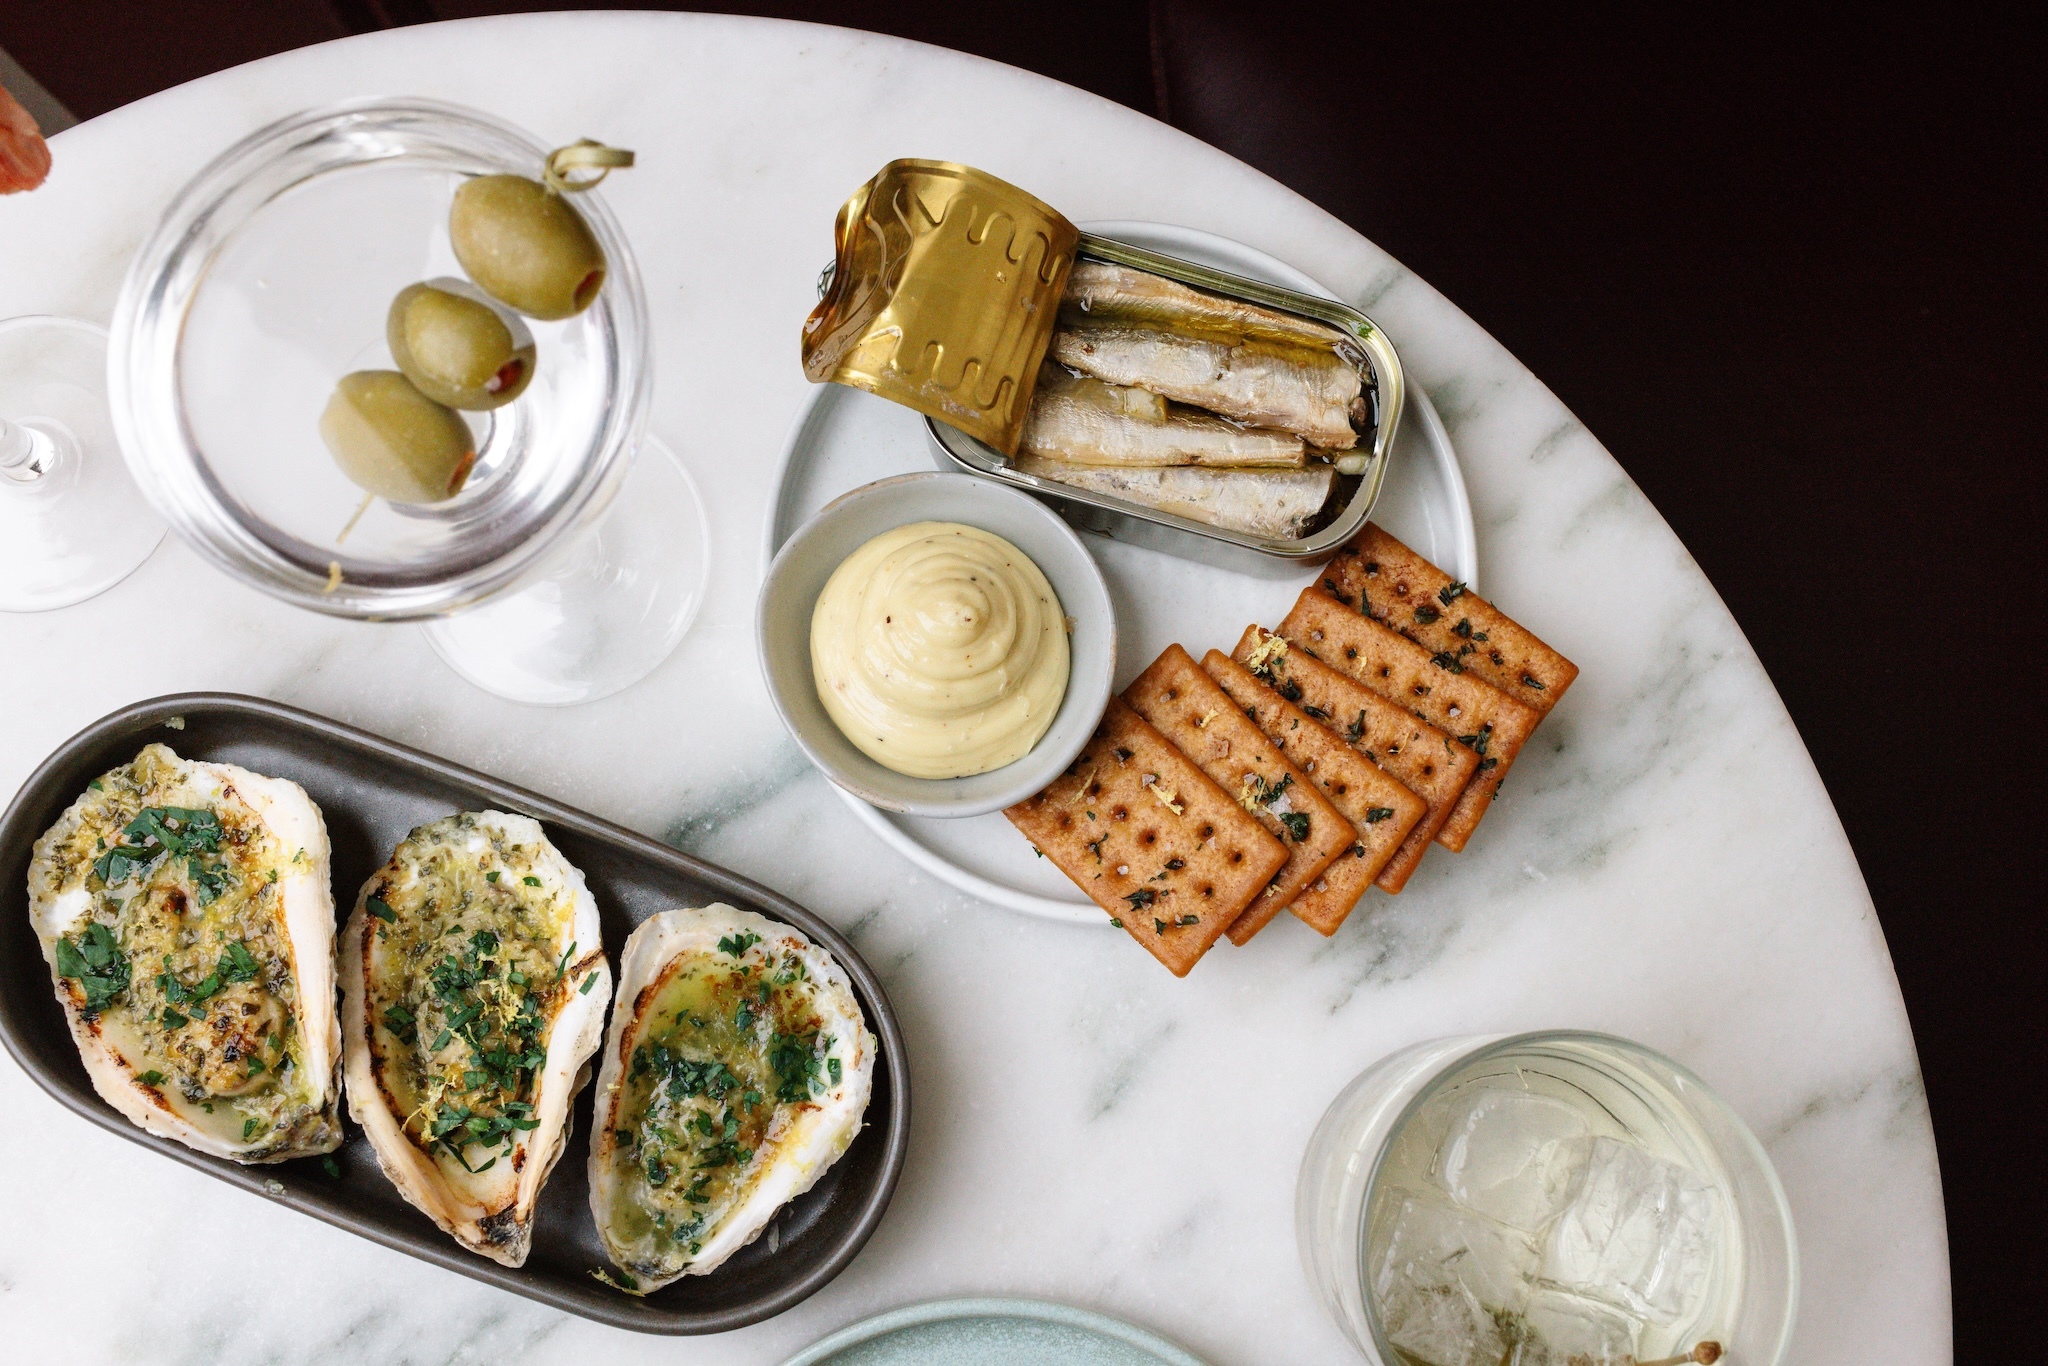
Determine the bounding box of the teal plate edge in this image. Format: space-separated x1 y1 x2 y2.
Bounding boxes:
776 1296 1214 1366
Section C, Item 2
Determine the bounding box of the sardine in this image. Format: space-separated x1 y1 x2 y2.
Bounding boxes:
1012 454 1335 540
1021 368 1305 468
1051 327 1361 450
1061 262 1353 354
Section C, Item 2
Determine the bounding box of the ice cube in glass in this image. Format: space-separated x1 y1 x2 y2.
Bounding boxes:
1432 1087 1589 1231
1540 1135 1717 1323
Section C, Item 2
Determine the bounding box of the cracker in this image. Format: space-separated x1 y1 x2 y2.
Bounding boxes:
1229 625 1475 891
1005 697 1287 976
1123 645 1354 945
1277 588 1540 852
1317 523 1578 715
1201 650 1426 931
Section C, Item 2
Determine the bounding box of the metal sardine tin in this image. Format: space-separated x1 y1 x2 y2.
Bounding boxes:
802 160 1078 455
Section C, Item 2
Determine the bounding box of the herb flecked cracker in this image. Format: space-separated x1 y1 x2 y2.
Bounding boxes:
1318 524 1578 715
1203 649 1426 929
1123 645 1354 945
1005 697 1286 976
1229 625 1476 891
1278 588 1539 852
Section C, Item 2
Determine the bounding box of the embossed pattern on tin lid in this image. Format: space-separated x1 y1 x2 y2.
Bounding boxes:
802 160 1078 456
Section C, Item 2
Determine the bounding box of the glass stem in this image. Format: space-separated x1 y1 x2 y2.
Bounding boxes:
0 414 66 486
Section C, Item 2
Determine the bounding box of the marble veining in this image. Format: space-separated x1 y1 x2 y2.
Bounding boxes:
0 13 1947 1365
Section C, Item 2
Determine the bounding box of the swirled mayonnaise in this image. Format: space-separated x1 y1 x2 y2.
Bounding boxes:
811 521 1069 779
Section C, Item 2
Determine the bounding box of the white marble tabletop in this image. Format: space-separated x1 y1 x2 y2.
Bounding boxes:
0 14 1948 1364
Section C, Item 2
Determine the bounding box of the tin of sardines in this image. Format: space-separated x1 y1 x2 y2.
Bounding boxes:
928 232 1405 576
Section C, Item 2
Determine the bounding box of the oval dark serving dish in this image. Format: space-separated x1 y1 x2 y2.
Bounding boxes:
0 693 910 1334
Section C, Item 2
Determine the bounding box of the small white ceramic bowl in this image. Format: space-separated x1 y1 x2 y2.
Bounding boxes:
757 472 1115 818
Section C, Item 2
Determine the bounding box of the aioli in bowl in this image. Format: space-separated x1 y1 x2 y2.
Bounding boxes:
810 521 1069 779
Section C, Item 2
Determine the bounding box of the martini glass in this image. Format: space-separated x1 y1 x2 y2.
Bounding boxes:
109 100 706 704
0 316 164 611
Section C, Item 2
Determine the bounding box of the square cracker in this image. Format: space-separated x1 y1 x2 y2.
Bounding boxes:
1203 650 1426 932
1229 625 1475 892
1005 697 1287 976
1317 523 1578 715
1123 644 1355 945
1278 588 1540 852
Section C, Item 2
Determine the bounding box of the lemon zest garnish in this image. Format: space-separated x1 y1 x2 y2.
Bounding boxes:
1243 632 1288 675
1196 708 1219 728
1149 784 1184 816
1065 767 1097 804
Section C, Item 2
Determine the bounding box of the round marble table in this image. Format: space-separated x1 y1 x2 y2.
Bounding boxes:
0 14 1949 1364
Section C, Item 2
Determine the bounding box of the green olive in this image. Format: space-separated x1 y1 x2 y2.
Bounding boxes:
387 281 536 410
319 371 476 504
449 174 607 320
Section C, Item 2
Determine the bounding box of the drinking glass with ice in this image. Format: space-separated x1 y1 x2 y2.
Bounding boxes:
1298 1033 1796 1366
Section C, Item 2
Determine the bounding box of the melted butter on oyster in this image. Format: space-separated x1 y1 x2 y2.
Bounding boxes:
589 905 874 1291
341 811 609 1267
27 743 343 1161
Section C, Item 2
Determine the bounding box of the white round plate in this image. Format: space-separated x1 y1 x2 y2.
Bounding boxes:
763 221 1477 922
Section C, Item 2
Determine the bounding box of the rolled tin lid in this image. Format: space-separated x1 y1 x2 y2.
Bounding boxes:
801 159 1078 456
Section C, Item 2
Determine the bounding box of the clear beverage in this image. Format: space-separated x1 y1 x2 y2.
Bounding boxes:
1298 1033 1796 1366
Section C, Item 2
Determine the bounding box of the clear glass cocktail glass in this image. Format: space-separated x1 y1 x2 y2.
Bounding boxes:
0 316 164 611
1298 1031 1798 1366
109 99 706 704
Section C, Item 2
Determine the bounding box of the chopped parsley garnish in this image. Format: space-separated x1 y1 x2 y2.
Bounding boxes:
160 1006 190 1029
1278 811 1311 841
1176 915 1199 926
366 896 397 923
93 805 223 886
1430 651 1465 674
219 939 261 983
55 922 130 1011
1413 605 1441 624
521 875 542 887
137 1069 166 1085
322 1156 342 1179
1346 710 1368 742
1523 673 1546 690
768 1031 832 1103
485 870 500 883
1302 702 1330 720
1456 724 1494 757
1365 806 1396 823
242 1118 260 1140
717 931 762 957
1277 679 1304 703
1123 887 1158 910
1438 582 1467 605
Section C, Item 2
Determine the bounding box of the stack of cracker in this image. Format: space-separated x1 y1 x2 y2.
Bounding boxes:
1007 523 1577 976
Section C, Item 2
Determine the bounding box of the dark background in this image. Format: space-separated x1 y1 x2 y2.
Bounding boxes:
4 2 2037 1352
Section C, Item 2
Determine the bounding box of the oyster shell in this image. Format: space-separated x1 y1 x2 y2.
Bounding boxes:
589 904 874 1291
340 811 609 1266
26 743 343 1161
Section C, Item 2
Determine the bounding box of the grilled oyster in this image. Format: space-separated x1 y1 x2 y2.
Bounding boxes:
340 811 609 1267
589 905 874 1291
26 743 342 1161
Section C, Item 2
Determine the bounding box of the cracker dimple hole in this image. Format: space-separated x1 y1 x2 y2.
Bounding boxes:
1229 850 1243 864
1379 666 1391 678
1057 813 1073 829
1088 781 1102 796
1335 783 1347 794
1112 806 1129 821
1199 823 1215 839
1165 687 1178 700
1346 647 1358 659
1201 885 1214 897
1423 764 1435 775
1141 830 1157 844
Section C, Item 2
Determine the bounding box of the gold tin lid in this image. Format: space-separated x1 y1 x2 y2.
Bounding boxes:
802 160 1078 456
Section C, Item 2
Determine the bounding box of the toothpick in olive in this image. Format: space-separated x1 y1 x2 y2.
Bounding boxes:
387 280 536 411
319 371 477 505
448 140 633 321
